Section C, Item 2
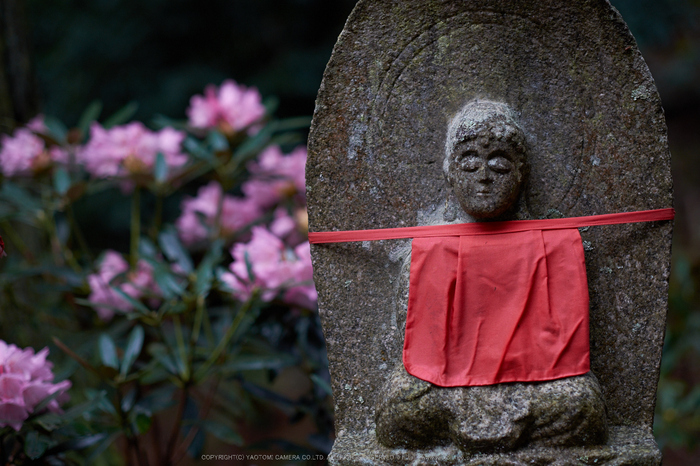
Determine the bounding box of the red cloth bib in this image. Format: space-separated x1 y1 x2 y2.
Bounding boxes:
309 209 674 387
404 229 589 386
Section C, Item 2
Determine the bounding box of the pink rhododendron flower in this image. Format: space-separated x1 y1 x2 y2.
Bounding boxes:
282 241 317 309
25 115 47 133
270 207 307 246
270 207 297 239
175 181 261 245
242 145 307 209
0 121 68 176
221 197 263 235
187 80 266 135
87 250 160 321
0 341 71 431
78 122 187 178
220 226 316 308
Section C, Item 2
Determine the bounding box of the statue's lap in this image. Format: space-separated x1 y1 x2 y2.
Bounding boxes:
376 364 607 452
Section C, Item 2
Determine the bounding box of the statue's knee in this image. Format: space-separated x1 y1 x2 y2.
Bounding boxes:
529 373 608 446
375 367 450 448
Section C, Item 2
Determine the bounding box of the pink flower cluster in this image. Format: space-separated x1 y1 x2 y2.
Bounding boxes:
175 142 313 307
0 341 71 431
187 80 266 135
87 251 160 321
175 181 261 245
175 145 307 245
220 226 316 309
0 117 67 176
242 145 307 207
78 122 187 178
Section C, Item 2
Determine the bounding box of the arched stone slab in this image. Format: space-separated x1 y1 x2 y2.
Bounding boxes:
307 1 672 463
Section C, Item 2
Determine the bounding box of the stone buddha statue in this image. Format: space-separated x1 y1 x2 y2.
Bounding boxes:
374 100 608 453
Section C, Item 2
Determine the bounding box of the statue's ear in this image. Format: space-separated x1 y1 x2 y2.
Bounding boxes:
516 156 529 187
443 156 454 187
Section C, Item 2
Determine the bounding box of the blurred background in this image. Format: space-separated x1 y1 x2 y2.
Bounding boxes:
1 0 699 463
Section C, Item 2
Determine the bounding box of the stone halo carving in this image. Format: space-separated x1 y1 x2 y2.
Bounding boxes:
350 5 662 224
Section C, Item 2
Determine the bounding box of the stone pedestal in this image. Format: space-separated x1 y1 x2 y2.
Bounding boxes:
331 427 660 466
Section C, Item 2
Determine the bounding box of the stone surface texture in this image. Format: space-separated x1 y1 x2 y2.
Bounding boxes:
307 0 673 464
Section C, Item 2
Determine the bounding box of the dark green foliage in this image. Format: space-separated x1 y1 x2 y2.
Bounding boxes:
26 0 358 124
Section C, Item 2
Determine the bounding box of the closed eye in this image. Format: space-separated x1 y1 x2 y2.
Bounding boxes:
487 153 512 174
456 152 480 172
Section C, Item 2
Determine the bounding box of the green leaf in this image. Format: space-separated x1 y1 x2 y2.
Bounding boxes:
196 268 214 298
140 255 186 300
75 297 136 316
43 116 68 141
274 115 312 132
206 130 229 151
77 100 103 135
0 203 14 220
151 114 186 130
232 124 273 164
62 433 109 451
24 431 48 459
32 388 67 413
138 366 170 385
154 152 168 182
203 420 243 445
35 412 62 430
228 306 261 346
262 95 279 115
52 167 71 195
147 343 178 375
84 433 120 463
135 383 176 413
139 237 158 259
133 412 152 434
183 136 213 160
99 334 119 370
269 130 305 148
158 227 193 274
222 354 295 372
121 325 145 377
111 287 151 314
243 251 255 282
103 101 139 128
35 394 106 430
195 239 223 297
84 389 117 416
187 428 206 458
121 387 137 412
158 300 187 316
152 265 185 299
240 379 295 407
310 373 333 396
1 181 42 212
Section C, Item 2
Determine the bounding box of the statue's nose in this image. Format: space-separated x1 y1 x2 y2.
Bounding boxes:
477 165 494 182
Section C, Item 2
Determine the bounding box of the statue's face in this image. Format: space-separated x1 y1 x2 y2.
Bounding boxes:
446 133 523 219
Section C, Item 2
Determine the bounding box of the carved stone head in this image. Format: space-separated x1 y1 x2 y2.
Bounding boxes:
444 101 528 219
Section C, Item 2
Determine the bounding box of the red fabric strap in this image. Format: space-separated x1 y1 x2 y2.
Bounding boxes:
308 208 674 244
309 207 673 388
